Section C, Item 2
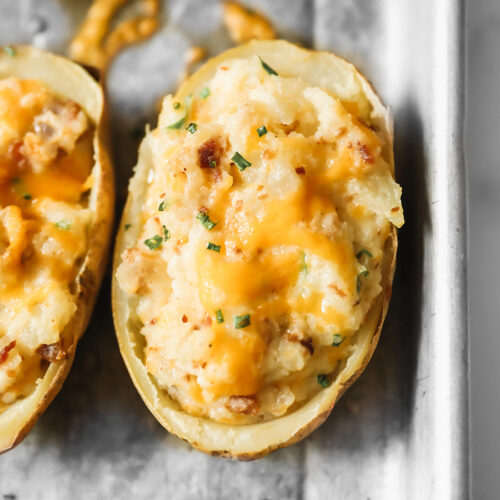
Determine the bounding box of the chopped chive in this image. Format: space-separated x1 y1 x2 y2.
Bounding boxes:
231 152 251 171
11 177 20 185
173 102 181 110
234 314 250 329
144 235 163 250
332 334 344 347
206 242 220 252
200 87 211 99
257 125 267 137
317 374 331 388
4 46 16 57
55 220 71 230
197 211 217 230
124 223 132 230
158 200 168 211
356 270 369 294
300 252 307 274
356 249 373 259
186 122 198 134
209 159 217 168
22 193 31 200
259 56 278 76
215 309 224 324
162 225 171 241
166 116 185 130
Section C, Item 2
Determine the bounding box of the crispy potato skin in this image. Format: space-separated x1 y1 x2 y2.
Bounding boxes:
112 40 399 460
0 46 114 454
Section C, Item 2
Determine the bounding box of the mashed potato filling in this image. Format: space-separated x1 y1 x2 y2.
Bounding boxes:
0 77 93 407
117 56 404 424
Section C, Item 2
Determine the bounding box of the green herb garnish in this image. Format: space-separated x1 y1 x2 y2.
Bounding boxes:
200 87 211 99
55 220 71 230
234 314 251 329
144 235 163 250
257 125 267 137
209 159 217 168
124 223 132 231
186 122 198 134
356 249 373 259
259 57 278 76
197 211 217 230
231 152 251 171
300 251 307 274
158 200 168 211
162 225 171 241
317 374 331 388
332 334 344 347
4 46 16 57
356 270 369 294
173 102 181 110
206 242 220 252
22 193 31 200
215 309 224 324
166 116 185 130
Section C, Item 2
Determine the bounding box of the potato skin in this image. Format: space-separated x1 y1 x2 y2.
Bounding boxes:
0 46 114 454
112 39 399 460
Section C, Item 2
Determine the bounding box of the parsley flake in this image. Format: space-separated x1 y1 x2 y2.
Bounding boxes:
144 235 163 250
197 211 217 230
231 152 251 171
124 223 132 230
206 242 220 252
162 225 171 241
356 270 370 294
356 249 373 259
257 126 267 137
158 200 169 211
332 334 344 347
200 88 211 99
166 116 185 130
186 122 198 134
234 314 251 329
259 57 278 76
215 309 224 324
4 46 16 57
317 374 331 388
55 220 71 230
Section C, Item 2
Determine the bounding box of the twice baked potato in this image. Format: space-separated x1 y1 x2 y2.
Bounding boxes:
0 46 114 453
113 40 403 459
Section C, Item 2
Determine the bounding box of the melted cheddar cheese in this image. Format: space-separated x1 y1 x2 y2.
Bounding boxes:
116 56 404 424
0 77 93 408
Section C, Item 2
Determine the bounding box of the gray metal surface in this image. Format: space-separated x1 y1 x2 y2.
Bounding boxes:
0 0 468 499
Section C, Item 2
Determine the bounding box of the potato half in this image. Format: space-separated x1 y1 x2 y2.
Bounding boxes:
0 46 114 453
112 40 399 459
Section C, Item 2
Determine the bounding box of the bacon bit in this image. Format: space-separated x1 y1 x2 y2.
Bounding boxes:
0 341 16 364
285 333 314 355
300 338 314 355
358 143 375 164
225 395 260 416
391 206 400 212
36 342 65 363
149 318 157 325
198 138 224 178
295 166 306 175
182 315 188 323
328 283 347 298
353 299 361 307
193 325 200 331
8 140 26 168
204 315 212 327
201 362 207 369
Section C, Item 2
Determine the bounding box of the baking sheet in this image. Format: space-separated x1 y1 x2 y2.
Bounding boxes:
0 0 468 498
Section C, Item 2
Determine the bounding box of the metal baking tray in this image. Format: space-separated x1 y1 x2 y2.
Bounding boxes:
0 0 468 498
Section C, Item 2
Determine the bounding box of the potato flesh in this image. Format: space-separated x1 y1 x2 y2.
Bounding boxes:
0 77 93 408
116 54 403 425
